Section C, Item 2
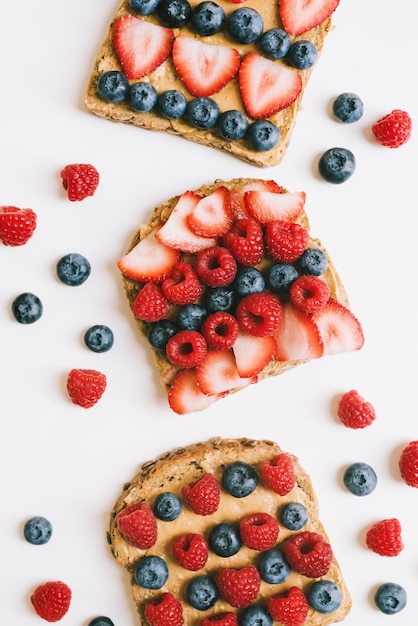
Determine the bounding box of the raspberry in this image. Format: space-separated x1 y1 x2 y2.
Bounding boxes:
195 246 237 287
182 473 220 516
215 565 260 608
284 531 333 578
66 368 107 408
201 311 239 349
259 453 295 496
399 440 418 487
267 586 309 626
290 275 330 314
162 261 202 305
0 206 37 246
366 518 403 556
116 502 158 549
236 292 282 337
239 512 279 550
337 390 376 429
166 330 207 367
171 533 209 570
30 581 72 622
144 592 183 626
224 218 264 266
132 283 169 322
60 163 100 201
264 220 309 263
372 109 412 148
201 614 238 625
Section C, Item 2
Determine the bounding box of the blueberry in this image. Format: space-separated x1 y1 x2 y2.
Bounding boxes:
177 304 207 331
308 580 343 614
97 71 129 103
56 253 91 286
208 522 242 557
287 40 318 69
258 548 290 584
84 325 114 353
267 263 298 294
260 28 291 60
343 462 377 496
279 502 308 530
318 147 355 184
191 1 225 35
134 555 169 589
374 582 407 615
222 461 258 498
227 7 264 43
186 576 219 610
128 82 158 112
158 90 187 119
247 120 280 152
298 248 328 276
241 604 273 626
147 320 178 351
332 92 364 124
186 97 220 130
129 0 160 14
153 492 182 521
233 267 265 296
11 292 43 324
157 0 191 27
88 618 115 626
23 516 52 545
217 110 248 141
204 286 235 313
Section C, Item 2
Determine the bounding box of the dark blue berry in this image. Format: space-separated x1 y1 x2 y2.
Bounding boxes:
343 462 377 496
134 555 169 589
260 28 290 60
227 7 264 43
23 516 52 545
222 461 258 498
153 492 182 521
258 548 290 584
308 580 343 614
129 0 160 14
158 0 191 27
208 522 242 557
217 109 248 141
241 604 273 626
333 92 364 124
177 304 207 330
56 253 91 286
97 71 129 103
374 583 407 615
247 120 280 152
88 618 115 626
84 325 114 353
12 292 43 324
298 248 328 276
128 82 158 112
147 320 178 351
233 266 265 296
267 263 298 294
158 90 187 119
204 286 235 313
191 1 225 35
287 40 318 69
186 97 220 130
186 576 219 610
318 147 355 184
279 502 308 530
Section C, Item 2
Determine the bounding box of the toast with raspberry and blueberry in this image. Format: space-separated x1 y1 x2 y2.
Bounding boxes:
109 437 352 625
117 177 364 414
85 0 340 167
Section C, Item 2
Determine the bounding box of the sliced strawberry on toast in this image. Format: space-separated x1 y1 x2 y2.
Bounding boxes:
196 350 256 396
279 0 340 36
232 332 277 377
187 186 233 238
312 300 364 355
229 180 282 219
168 369 223 415
274 301 324 361
244 190 306 224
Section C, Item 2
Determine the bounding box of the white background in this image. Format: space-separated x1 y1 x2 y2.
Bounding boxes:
1 0 417 623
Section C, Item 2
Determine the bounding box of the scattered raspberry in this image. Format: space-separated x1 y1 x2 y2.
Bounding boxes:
366 518 403 557
166 330 207 367
66 368 107 408
171 533 209 571
132 283 169 322
224 218 264 266
30 581 72 622
399 440 418 487
201 613 238 625
337 389 376 429
162 261 202 305
145 592 184 626
290 275 330 314
182 473 220 516
215 565 261 608
264 220 309 263
239 512 279 551
201 311 239 349
60 163 100 201
259 453 295 496
284 531 333 578
0 205 37 246
372 109 412 148
236 292 282 337
267 586 309 626
195 246 237 287
116 502 158 549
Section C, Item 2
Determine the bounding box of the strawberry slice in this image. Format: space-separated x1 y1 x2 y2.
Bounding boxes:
168 369 223 415
172 35 241 97
279 0 340 36
229 180 282 219
238 52 302 119
113 15 174 80
274 301 323 361
117 223 180 283
196 350 256 396
187 186 233 238
312 299 364 355
244 190 306 224
232 331 276 377
156 191 217 253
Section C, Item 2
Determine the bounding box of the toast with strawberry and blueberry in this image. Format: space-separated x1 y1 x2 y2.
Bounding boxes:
117 177 364 415
85 0 340 166
109 437 352 625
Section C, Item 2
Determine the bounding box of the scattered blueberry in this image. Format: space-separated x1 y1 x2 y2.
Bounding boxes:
287 40 318 69
308 580 343 614
97 71 129 103
11 292 43 324
177 304 207 330
147 320 178 351
217 109 248 141
84 325 114 353
374 583 407 615
279 502 308 531
129 0 160 14
186 576 219 610
208 522 242 557
23 516 52 545
158 90 187 119
247 120 280 152
260 28 291 60
134 555 169 589
233 266 265 296
267 263 298 294
222 461 258 498
343 462 377 496
157 0 191 27
191 1 225 35
227 7 264 43
332 92 364 123
241 604 273 626
186 97 220 130
298 248 328 276
258 548 290 584
128 82 158 112
153 492 182 521
204 286 235 313
56 253 91 286
318 147 355 184
88 617 115 626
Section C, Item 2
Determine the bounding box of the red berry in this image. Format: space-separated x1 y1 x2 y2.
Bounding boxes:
236 292 282 336
201 311 239 349
284 531 333 577
171 533 209 570
116 502 158 549
372 109 412 148
290 275 330 314
399 440 418 487
267 586 309 626
166 330 207 367
264 220 309 263
366 518 403 557
145 592 184 626
259 453 295 495
0 206 37 246
201 613 238 625
66 368 107 408
132 283 169 322
195 246 237 287
30 581 72 622
240 512 279 551
162 261 202 305
182 473 220 516
224 218 264 266
215 565 260 608
60 163 100 201
337 389 376 429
